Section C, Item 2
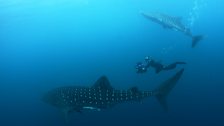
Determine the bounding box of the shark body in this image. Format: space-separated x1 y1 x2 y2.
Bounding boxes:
43 69 184 121
141 12 203 47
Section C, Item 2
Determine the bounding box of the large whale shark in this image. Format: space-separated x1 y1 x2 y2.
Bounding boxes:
141 12 203 48
42 69 184 122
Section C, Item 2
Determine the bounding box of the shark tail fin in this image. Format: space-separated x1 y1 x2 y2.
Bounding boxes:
153 69 184 111
192 35 203 48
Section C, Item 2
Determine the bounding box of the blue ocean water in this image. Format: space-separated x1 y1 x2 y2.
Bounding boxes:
1 0 224 126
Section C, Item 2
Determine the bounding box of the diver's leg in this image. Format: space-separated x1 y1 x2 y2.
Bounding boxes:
163 63 177 70
175 62 186 64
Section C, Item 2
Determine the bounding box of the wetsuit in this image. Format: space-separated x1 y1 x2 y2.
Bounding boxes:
148 60 186 74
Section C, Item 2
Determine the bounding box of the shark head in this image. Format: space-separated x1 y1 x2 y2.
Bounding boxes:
42 76 114 110
42 87 66 108
141 12 161 22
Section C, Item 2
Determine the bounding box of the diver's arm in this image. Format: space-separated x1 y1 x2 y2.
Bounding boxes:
163 62 186 70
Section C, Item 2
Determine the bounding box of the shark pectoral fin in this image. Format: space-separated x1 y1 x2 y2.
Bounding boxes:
63 111 69 123
153 69 184 111
61 109 70 123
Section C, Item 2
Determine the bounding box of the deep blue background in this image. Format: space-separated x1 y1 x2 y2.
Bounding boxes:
1 0 224 126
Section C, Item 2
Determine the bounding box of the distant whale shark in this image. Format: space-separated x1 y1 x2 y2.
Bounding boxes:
141 12 203 48
42 69 184 122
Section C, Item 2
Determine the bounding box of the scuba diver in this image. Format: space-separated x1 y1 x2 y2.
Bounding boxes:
135 56 151 73
136 62 148 73
136 56 186 74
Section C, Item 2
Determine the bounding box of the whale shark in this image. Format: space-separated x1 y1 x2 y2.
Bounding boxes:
141 12 203 48
42 69 184 122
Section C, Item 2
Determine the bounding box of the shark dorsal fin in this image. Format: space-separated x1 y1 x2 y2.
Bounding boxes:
92 76 113 90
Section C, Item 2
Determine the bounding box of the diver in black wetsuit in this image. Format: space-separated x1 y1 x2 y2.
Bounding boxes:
136 56 152 73
136 62 148 73
136 56 186 74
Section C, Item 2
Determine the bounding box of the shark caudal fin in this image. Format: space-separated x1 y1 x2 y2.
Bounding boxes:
153 69 184 111
192 35 203 48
